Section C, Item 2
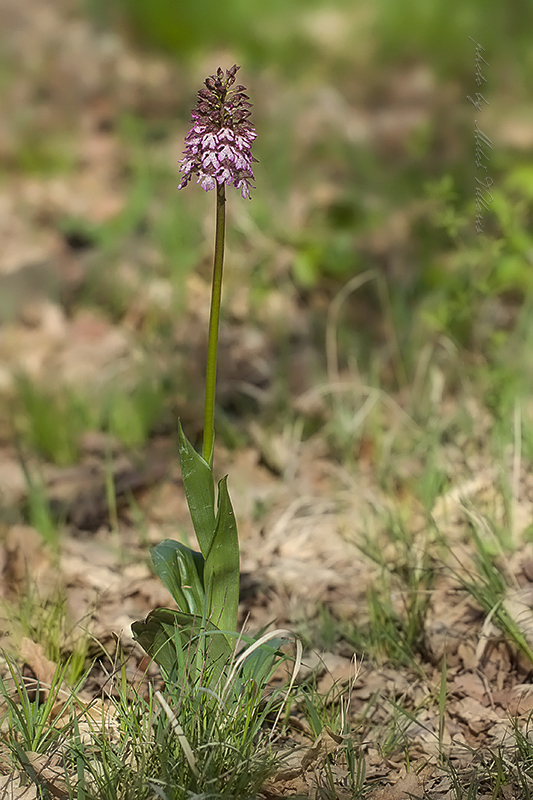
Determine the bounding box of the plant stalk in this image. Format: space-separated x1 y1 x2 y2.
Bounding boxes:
202 183 226 465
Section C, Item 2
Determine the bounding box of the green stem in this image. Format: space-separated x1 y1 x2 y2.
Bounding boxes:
202 183 226 466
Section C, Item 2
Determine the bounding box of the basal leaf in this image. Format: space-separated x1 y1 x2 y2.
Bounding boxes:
204 476 240 638
178 420 216 555
131 607 233 686
151 539 205 615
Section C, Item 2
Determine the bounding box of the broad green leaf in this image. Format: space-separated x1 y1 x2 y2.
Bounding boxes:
204 476 240 638
178 420 216 555
131 607 233 686
151 539 205 615
131 609 183 675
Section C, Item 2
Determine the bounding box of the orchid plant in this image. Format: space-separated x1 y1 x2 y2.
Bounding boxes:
131 66 279 691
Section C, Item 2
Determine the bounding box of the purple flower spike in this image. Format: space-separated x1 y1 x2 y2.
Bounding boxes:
177 65 257 198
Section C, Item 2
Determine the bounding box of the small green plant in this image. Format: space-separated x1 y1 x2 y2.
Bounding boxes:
0 644 293 799
350 512 436 668
132 65 255 660
24 473 61 547
296 659 369 800
455 522 533 664
0 657 84 756
14 376 94 466
131 68 298 764
2 588 91 686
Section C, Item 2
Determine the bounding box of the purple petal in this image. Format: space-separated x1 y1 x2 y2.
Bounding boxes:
177 174 192 190
202 151 219 170
235 179 251 199
234 134 250 150
217 167 233 184
233 152 251 170
198 173 216 191
178 158 196 173
218 127 235 141
218 144 235 162
202 132 218 149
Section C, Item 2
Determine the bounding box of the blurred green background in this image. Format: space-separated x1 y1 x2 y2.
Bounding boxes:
1 0 533 473
85 0 532 82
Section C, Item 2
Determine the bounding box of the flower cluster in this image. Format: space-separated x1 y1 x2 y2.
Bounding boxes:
177 65 257 199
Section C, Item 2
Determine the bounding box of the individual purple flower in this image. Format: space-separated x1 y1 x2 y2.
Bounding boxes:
177 65 257 199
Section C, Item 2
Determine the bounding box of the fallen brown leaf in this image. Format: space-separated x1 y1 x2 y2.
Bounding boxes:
369 766 434 800
23 752 68 799
1 526 52 599
20 638 58 686
0 773 38 799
